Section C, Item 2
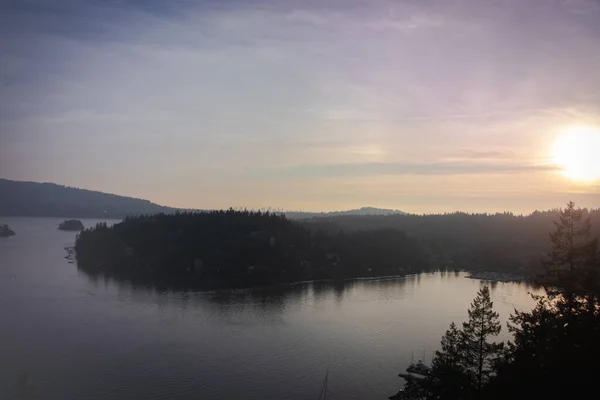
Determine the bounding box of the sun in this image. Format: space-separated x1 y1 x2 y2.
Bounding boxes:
553 126 600 183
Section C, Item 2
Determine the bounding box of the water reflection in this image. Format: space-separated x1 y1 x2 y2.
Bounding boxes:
79 259 539 314
78 258 540 342
80 268 422 319
79 264 470 332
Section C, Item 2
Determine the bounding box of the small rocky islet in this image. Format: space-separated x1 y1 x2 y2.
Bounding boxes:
58 219 85 231
0 224 16 237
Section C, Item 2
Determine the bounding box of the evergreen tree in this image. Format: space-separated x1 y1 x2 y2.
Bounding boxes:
425 323 473 400
422 287 503 400
542 201 599 313
460 286 503 398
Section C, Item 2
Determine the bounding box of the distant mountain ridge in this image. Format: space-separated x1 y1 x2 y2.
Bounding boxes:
0 179 406 219
0 179 174 218
284 207 407 219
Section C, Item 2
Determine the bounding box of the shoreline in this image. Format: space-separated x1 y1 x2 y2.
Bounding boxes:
465 271 526 283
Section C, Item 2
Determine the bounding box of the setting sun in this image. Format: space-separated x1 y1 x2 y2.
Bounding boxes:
553 126 600 183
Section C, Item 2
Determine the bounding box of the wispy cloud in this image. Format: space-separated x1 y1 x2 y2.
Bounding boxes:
257 161 559 180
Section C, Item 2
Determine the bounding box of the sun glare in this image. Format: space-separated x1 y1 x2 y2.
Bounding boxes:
553 126 600 183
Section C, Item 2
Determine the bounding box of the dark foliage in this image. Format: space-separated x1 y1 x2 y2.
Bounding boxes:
422 323 473 400
489 202 600 400
304 209 600 275
460 286 503 396
541 201 599 303
75 210 430 290
421 287 503 400
393 202 600 400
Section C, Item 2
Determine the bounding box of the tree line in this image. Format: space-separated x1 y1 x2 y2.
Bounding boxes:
391 202 600 399
304 208 600 275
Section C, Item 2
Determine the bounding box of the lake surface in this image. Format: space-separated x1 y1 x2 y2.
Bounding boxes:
0 217 541 400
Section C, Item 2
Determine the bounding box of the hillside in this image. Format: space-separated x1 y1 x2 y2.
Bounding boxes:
285 207 406 219
301 208 600 274
0 179 174 218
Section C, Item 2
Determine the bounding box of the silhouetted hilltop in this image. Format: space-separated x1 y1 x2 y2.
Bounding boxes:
285 207 406 219
0 179 174 218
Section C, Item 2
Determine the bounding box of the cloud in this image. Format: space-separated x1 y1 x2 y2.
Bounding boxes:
1 0 600 212
443 150 513 160
254 161 560 180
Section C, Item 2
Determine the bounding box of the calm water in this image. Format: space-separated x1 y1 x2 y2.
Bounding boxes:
0 217 540 400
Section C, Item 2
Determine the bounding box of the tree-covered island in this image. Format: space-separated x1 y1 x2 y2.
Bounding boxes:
75 209 430 289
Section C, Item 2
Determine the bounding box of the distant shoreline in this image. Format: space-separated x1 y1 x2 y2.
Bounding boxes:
465 271 527 283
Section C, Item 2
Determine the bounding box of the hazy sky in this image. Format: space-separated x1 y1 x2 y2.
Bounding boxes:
1 0 600 213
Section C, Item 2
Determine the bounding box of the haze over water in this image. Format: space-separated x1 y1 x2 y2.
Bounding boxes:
0 218 540 400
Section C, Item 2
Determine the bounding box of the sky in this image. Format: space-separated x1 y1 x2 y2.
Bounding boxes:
1 0 600 214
